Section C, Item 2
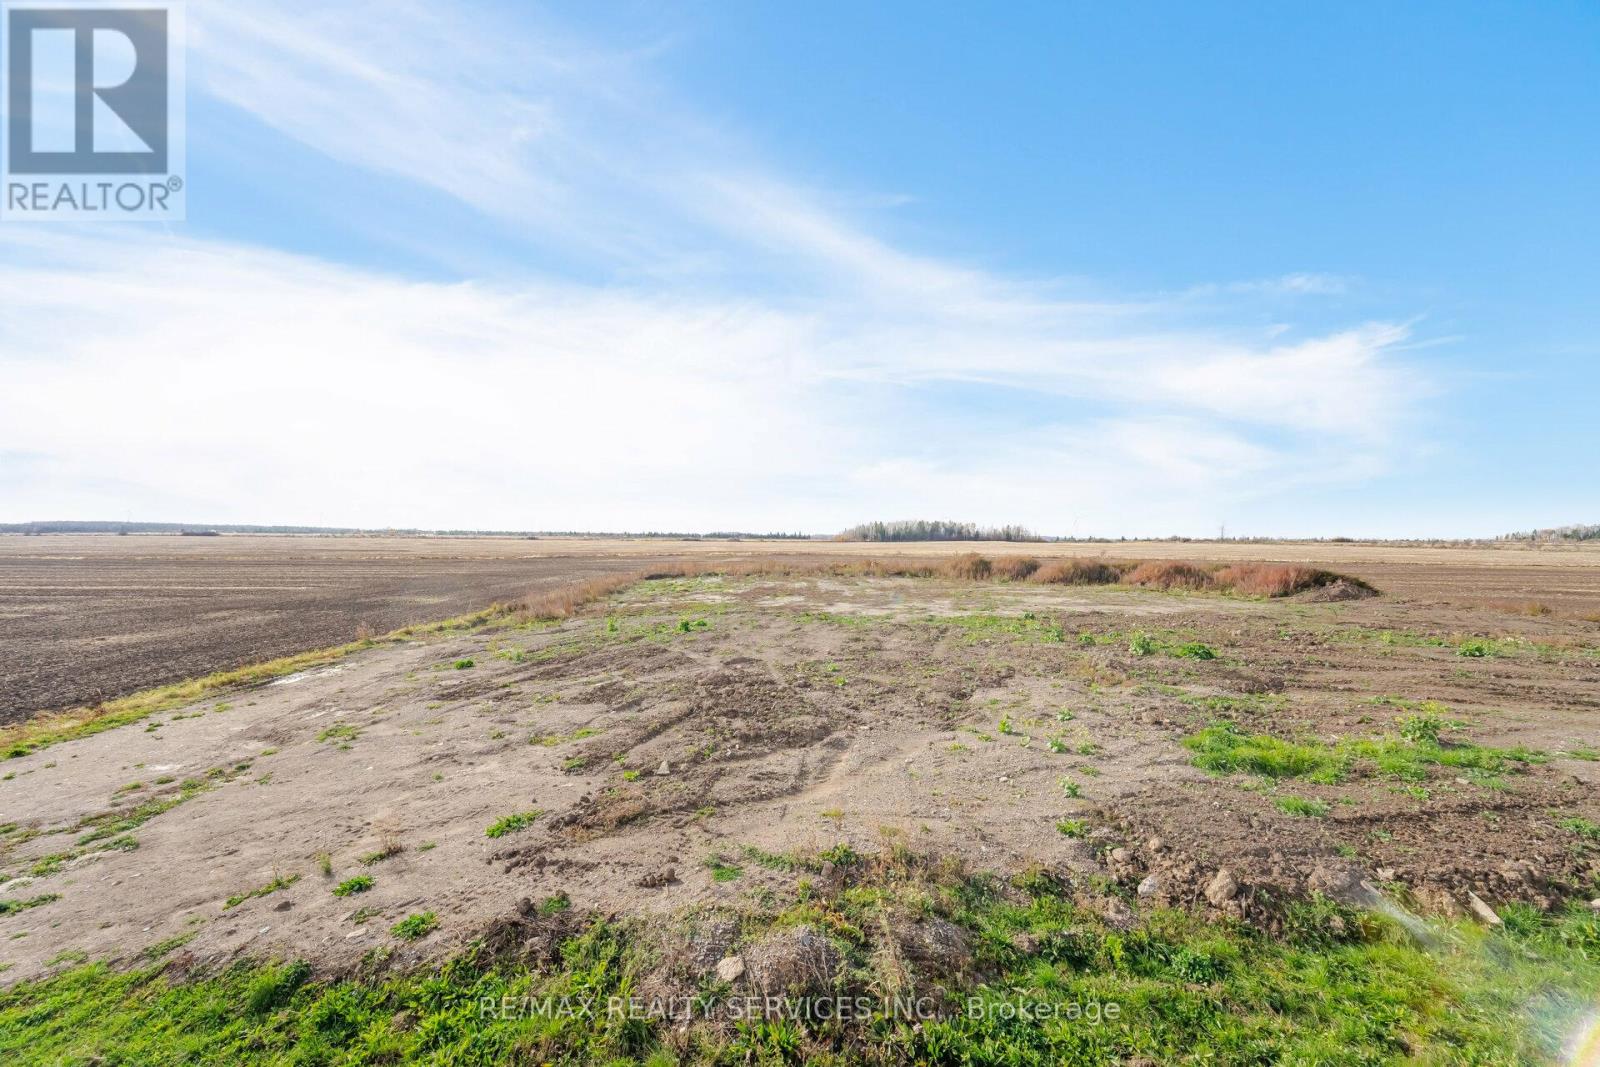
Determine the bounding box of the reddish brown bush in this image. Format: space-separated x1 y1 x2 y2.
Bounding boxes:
1212 563 1357 598
1030 559 1126 586
991 556 1041 581
938 553 993 581
1123 561 1216 591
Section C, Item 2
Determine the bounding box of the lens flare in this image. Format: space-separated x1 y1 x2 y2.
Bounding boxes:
1567 1011 1600 1067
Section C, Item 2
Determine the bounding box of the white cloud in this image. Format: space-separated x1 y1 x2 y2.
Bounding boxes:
0 2 1437 535
0 229 1423 534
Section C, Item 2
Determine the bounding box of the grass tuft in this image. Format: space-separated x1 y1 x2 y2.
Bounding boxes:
484 811 542 839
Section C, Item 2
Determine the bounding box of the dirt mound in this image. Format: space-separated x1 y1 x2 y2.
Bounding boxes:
890 915 973 978
1300 577 1378 602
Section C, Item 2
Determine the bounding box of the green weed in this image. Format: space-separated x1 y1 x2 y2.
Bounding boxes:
390 912 437 941
484 811 542 839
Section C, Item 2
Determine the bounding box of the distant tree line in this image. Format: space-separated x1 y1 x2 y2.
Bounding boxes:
1498 523 1600 543
0 520 818 540
836 520 1041 543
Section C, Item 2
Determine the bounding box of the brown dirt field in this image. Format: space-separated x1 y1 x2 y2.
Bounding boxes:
6 533 1600 724
2 572 1597 987
0 535 658 722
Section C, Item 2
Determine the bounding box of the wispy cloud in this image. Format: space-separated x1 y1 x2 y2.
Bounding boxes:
0 229 1424 533
0 1 1436 534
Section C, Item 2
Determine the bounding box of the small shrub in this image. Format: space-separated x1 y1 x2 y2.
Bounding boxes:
819 843 860 866
1457 639 1495 658
1056 819 1088 837
1030 559 1125 586
1125 561 1215 592
1128 632 1157 656
453 659 475 670
332 876 373 897
1215 564 1344 598
1398 714 1446 745
1173 642 1217 660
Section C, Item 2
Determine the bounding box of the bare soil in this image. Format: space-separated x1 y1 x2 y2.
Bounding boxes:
6 534 1600 724
0 535 659 721
3 572 1597 987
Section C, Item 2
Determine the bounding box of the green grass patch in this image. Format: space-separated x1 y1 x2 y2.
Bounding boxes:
0 894 59 916
357 843 402 866
390 912 437 941
331 876 373 898
1185 722 1544 787
315 723 359 745
705 855 743 882
1185 724 1349 783
3 855 1598 1065
484 811 542 839
1275 796 1331 818
222 874 299 911
1558 817 1600 841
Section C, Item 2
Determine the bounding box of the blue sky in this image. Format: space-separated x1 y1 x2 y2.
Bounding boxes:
2 0 1596 537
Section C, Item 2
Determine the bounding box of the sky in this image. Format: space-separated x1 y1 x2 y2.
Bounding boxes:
2 0 1597 538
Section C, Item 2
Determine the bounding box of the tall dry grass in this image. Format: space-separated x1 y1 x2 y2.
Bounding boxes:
990 556 1041 581
1123 560 1217 591
1031 559 1128 586
1214 564 1323 598
938 553 993 581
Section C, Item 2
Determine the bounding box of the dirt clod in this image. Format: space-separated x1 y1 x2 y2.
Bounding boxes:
1205 869 1240 906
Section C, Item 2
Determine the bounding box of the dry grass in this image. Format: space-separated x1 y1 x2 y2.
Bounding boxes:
1031 559 1128 586
1488 599 1553 617
1214 563 1346 598
1124 560 1216 591
990 556 1041 581
938 553 993 581
519 574 642 621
